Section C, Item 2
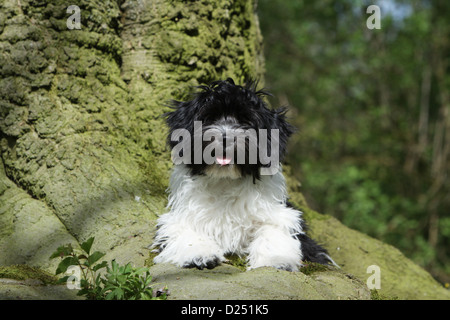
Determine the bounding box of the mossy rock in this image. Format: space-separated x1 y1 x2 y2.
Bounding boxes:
148 263 370 300
305 211 450 300
0 265 81 300
0 265 58 285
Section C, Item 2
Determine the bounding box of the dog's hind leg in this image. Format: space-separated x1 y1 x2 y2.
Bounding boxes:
295 220 339 267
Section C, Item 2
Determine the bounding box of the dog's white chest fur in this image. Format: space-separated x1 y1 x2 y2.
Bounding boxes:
153 165 305 271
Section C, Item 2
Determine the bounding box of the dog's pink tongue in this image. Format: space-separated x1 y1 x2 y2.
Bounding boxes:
216 157 232 166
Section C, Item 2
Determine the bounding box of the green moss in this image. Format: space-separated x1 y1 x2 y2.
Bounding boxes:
145 251 159 268
299 262 331 276
150 0 264 87
224 254 247 271
307 215 450 299
370 289 398 300
0 265 58 285
300 206 331 222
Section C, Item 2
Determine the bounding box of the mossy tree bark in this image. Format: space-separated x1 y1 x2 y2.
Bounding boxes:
0 0 264 269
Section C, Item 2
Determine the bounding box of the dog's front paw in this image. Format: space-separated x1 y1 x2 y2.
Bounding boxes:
182 255 223 270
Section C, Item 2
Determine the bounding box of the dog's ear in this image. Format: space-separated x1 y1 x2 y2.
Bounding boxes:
164 100 189 129
272 107 296 160
274 107 295 137
163 82 216 148
163 99 198 150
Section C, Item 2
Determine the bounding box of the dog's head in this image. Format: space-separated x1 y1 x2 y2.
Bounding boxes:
164 78 294 180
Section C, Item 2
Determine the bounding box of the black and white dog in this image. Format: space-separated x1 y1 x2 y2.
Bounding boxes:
152 79 334 271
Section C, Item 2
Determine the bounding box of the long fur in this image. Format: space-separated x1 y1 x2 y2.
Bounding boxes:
152 79 335 271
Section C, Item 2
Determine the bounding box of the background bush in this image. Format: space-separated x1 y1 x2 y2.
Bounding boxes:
258 0 450 284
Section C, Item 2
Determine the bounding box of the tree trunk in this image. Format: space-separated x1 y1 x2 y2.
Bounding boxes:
0 0 264 269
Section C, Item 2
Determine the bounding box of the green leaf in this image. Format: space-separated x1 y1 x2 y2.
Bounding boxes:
140 292 150 300
80 237 95 254
55 256 78 275
110 260 119 272
92 260 108 272
77 288 89 297
77 254 88 260
49 244 73 259
56 276 70 284
132 267 148 276
105 291 115 300
122 263 133 274
87 251 105 266
143 275 153 286
115 288 124 299
116 274 127 284
79 279 89 288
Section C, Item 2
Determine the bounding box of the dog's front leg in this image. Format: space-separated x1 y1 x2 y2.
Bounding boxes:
247 225 303 272
154 226 225 270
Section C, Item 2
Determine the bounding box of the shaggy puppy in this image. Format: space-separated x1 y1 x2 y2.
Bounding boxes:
152 78 334 271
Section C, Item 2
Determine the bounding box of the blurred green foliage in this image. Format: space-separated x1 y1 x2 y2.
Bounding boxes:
258 0 450 283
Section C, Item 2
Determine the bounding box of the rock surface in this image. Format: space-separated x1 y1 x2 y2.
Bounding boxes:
0 278 80 300
305 210 450 300
0 263 370 300
148 263 370 300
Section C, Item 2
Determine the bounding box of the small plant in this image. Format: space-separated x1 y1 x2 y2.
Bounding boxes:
50 237 168 300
